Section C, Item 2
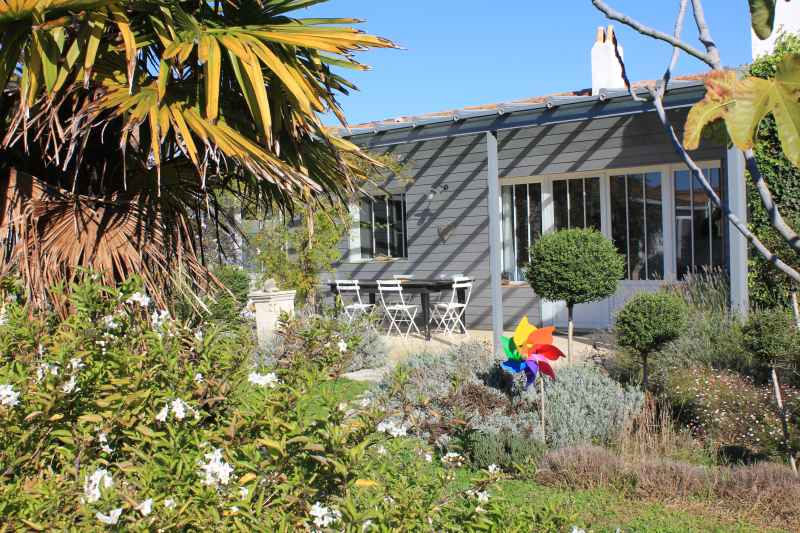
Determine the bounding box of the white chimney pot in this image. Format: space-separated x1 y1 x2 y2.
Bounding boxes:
591 25 626 96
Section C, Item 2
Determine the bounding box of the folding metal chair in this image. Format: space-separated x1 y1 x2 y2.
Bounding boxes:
377 279 421 339
431 276 473 337
335 280 374 323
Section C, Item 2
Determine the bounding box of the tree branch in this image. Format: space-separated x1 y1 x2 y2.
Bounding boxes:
745 148 800 254
591 0 718 69
660 0 690 97
648 91 800 283
689 0 722 69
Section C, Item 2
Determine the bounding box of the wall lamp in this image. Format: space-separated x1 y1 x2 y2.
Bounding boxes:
427 184 448 201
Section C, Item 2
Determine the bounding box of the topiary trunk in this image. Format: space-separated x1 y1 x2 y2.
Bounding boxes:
641 352 649 391
567 303 574 364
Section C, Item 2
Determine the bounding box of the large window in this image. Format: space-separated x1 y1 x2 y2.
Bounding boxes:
359 194 408 260
610 172 664 280
501 183 542 281
674 168 724 278
552 177 601 231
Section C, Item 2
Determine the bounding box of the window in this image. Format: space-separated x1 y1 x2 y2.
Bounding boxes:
501 183 542 281
610 172 664 280
358 193 408 259
674 168 724 278
552 177 601 231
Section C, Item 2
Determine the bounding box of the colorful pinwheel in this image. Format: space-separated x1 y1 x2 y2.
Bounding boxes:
500 316 565 387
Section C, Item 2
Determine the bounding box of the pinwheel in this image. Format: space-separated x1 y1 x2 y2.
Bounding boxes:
500 317 565 387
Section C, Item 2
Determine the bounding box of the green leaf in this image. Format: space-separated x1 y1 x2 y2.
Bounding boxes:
749 0 777 40
771 54 800 166
726 76 773 149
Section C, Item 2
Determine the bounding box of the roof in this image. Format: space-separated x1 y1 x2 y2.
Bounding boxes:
338 74 708 141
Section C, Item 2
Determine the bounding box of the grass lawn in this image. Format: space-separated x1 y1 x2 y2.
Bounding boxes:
314 379 789 533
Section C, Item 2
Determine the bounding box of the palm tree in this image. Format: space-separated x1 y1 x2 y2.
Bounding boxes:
0 0 394 311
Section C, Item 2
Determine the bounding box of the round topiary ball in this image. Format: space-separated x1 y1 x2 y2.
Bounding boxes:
525 228 624 307
615 291 688 355
742 307 800 366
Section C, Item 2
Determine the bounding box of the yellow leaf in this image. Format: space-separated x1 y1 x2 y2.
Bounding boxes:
48 413 63 422
683 70 735 150
239 473 257 485
772 54 800 167
354 479 378 488
204 36 221 121
109 4 137 89
78 414 104 424
727 76 773 150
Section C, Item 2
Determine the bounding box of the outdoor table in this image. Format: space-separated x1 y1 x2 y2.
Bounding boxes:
328 278 472 341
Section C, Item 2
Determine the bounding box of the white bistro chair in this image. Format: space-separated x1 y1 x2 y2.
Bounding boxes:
430 276 473 336
377 279 421 339
335 280 374 323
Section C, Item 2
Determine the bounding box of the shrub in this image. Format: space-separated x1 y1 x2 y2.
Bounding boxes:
0 274 379 530
615 291 688 389
743 307 800 378
526 228 624 360
542 365 644 448
206 264 252 322
467 431 546 471
665 366 800 462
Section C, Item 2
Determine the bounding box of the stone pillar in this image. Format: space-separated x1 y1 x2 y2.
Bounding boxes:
250 290 296 347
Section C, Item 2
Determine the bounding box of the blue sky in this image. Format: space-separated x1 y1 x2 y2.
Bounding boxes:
304 1 754 126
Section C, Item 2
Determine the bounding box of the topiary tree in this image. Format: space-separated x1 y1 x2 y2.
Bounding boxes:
614 292 688 390
526 228 624 362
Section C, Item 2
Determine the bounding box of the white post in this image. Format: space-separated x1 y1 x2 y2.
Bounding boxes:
250 289 297 347
726 147 748 315
486 131 504 355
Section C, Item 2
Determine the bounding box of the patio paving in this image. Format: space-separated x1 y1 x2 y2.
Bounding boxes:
342 328 605 382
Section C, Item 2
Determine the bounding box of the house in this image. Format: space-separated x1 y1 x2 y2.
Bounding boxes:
330 26 748 343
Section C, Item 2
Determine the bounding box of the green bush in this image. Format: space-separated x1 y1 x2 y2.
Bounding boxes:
748 34 800 309
467 431 546 472
743 307 800 374
526 228 624 310
206 264 252 322
0 274 379 530
542 365 644 449
615 291 688 388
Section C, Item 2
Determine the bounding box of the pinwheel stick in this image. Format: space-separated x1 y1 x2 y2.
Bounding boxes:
539 374 545 438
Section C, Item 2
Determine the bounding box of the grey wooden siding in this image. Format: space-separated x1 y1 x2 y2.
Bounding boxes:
331 109 724 330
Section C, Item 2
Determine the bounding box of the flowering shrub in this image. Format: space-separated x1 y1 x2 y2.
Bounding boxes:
666 366 800 462
263 308 389 374
0 274 379 529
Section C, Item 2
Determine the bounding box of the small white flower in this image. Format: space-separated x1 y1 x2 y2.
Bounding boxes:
475 490 490 503
309 502 341 528
61 374 79 394
230 506 239 513
442 452 463 466
248 371 279 388
358 397 372 408
155 404 169 423
424 453 433 463
126 292 151 307
570 528 587 533
239 486 248 499
98 432 114 454
475 506 487 514
337 340 348 353
362 519 374 531
171 398 187 421
69 357 85 372
137 498 153 516
194 329 204 342
102 315 119 330
194 373 204 383
375 445 387 455
83 468 113 503
163 498 176 509
36 363 59 382
487 464 500 474
198 447 233 488
0 384 19 407
96 507 122 525
376 420 408 438
151 309 170 329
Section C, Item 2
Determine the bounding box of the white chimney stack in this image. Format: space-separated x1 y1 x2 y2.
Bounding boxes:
591 25 626 96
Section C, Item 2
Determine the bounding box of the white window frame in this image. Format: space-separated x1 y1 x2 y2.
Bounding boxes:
347 193 409 264
499 160 722 282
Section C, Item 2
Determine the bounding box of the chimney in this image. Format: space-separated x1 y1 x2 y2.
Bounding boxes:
591 25 626 96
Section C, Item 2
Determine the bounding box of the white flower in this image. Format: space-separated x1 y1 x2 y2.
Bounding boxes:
151 309 170 329
239 486 248 499
98 432 114 454
126 292 151 307
248 371 279 388
0 384 19 407
475 490 490 503
163 498 176 509
137 498 153 516
61 374 79 394
96 507 123 525
487 464 500 474
83 468 113 503
442 452 463 466
35 362 59 382
376 419 408 438
309 502 341 528
358 397 372 408
194 373 204 383
375 445 387 455
337 339 348 353
69 357 85 372
194 329 204 342
571 528 587 533
424 453 433 463
171 398 188 421
102 315 119 330
155 405 169 423
0 307 6 326
198 447 233 488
